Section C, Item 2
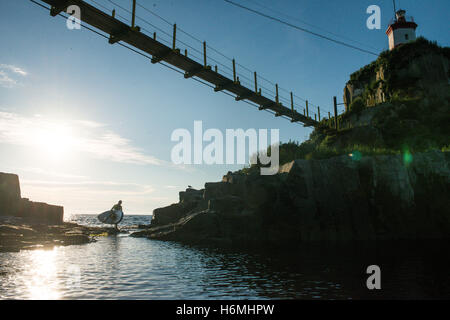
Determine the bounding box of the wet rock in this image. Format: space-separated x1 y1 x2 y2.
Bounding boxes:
0 222 117 252
0 224 37 236
61 234 91 245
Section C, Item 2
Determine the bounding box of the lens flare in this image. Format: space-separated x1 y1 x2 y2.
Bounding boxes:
403 150 413 166
349 150 362 161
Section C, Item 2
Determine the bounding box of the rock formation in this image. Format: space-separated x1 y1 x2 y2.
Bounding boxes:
344 38 450 110
0 172 131 252
0 172 63 224
131 38 450 249
0 217 124 252
132 151 450 247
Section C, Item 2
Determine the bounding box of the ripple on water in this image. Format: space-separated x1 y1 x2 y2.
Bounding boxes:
1 215 450 299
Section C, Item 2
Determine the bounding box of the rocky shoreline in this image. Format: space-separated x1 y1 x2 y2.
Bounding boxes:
0 172 124 253
0 216 122 253
1 151 448 252
131 151 450 248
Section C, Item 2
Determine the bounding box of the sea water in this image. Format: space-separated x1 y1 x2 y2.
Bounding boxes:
0 214 449 299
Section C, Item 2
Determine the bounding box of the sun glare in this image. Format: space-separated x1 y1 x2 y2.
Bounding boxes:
26 248 61 300
31 122 77 160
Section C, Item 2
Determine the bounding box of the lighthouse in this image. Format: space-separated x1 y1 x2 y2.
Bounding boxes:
386 9 418 50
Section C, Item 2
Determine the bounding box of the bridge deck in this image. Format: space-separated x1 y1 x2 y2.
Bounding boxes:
41 0 318 127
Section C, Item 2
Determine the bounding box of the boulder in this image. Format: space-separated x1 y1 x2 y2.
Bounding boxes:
151 200 200 227
60 234 91 246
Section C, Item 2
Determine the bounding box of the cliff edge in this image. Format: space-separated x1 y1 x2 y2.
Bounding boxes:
132 151 450 247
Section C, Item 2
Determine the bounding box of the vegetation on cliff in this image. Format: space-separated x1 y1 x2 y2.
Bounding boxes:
349 37 450 101
241 38 450 172
240 94 449 174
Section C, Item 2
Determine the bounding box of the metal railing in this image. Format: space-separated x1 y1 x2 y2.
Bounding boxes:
389 16 415 25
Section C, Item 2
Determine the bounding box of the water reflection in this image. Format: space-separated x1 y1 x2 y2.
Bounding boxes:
26 248 60 300
1 215 450 299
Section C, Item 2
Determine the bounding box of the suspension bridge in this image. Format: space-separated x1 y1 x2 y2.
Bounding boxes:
34 0 345 128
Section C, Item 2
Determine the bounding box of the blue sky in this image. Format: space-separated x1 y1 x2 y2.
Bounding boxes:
0 0 449 216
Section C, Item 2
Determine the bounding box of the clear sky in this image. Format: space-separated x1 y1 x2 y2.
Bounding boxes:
1 0 449 216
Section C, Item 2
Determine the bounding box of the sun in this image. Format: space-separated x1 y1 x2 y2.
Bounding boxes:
31 122 77 160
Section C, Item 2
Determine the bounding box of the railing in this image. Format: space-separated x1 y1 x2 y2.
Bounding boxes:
35 0 326 126
389 16 415 25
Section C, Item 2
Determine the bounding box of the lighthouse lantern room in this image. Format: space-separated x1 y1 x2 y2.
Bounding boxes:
386 9 418 51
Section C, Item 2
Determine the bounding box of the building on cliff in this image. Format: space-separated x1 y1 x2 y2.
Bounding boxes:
386 9 418 51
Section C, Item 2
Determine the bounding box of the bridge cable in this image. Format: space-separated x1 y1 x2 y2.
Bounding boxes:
29 0 297 125
224 0 380 57
241 0 381 51
104 0 326 114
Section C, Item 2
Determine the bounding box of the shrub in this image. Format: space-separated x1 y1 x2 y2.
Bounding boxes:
349 97 365 113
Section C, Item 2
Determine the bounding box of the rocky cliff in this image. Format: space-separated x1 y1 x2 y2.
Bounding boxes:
132 38 450 248
132 151 450 247
343 37 450 110
0 172 63 224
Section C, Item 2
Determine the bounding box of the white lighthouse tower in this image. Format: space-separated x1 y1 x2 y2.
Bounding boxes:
386 9 418 50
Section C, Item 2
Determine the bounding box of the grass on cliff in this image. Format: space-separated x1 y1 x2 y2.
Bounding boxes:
241 94 449 174
350 37 450 83
240 141 398 175
315 94 448 158
239 38 449 174
276 140 397 162
373 96 450 151
349 37 450 102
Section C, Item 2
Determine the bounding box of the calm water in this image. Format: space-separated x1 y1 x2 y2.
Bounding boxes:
1 214 449 299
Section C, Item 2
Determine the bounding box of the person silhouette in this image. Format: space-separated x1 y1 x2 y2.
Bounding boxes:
110 200 123 230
